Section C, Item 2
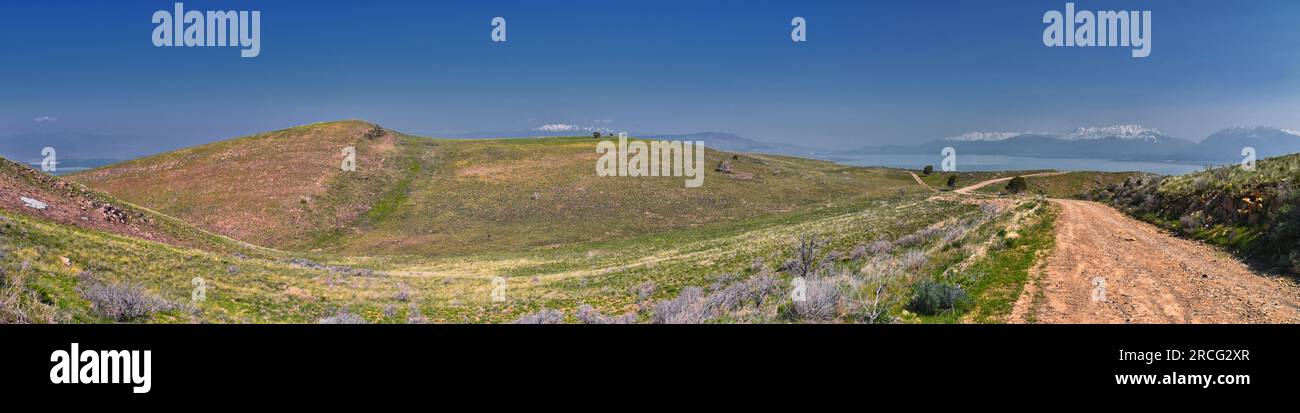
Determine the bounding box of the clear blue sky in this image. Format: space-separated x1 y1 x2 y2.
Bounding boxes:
2 0 1297 148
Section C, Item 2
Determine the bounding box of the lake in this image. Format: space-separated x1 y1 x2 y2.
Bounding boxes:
831 154 1211 176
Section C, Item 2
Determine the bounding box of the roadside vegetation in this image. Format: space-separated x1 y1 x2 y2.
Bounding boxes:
1085 154 1300 275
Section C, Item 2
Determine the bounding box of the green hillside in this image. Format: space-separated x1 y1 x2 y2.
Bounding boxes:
71 121 932 256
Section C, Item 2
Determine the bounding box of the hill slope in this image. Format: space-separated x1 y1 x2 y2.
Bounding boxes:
0 156 262 256
71 121 927 256
70 121 409 251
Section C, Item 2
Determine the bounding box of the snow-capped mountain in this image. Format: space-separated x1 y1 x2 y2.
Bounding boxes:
861 125 1198 161
855 124 1300 163
1061 125 1169 142
944 131 1022 142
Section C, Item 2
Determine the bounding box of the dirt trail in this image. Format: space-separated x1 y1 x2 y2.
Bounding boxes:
905 173 1300 323
953 172 1064 194
907 171 937 192
1011 200 1300 323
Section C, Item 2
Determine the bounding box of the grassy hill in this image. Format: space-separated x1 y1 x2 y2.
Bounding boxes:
2 120 1061 324
71 121 931 256
1086 154 1300 274
70 121 411 251
0 156 264 256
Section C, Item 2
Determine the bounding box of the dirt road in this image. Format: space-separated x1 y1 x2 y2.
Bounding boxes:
1011 199 1300 323
905 173 1300 323
953 172 1064 194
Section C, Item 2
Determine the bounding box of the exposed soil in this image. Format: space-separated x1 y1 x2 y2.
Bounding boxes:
915 173 1300 323
1012 200 1300 323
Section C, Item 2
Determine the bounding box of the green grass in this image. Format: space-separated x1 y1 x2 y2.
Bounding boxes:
975 171 1139 197
3 190 1040 323
911 200 1056 323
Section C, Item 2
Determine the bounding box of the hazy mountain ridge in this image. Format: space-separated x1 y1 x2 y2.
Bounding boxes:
851 125 1300 163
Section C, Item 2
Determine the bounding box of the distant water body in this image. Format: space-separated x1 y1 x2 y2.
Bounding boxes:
832 154 1209 176
25 159 119 176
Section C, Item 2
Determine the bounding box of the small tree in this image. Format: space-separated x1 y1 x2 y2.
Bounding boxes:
1006 176 1028 194
946 175 957 189
593 131 602 139
922 165 934 176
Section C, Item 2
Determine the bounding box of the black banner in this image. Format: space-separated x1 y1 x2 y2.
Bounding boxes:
1 325 1291 401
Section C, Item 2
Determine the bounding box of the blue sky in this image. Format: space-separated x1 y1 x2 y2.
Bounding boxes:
1 0 1298 149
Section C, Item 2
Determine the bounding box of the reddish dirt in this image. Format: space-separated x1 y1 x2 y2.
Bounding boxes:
1012 200 1300 323
0 159 188 247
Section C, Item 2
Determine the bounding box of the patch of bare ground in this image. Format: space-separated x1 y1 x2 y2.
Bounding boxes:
1019 200 1300 323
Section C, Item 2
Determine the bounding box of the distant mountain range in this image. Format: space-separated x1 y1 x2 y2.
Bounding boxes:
435 125 825 158
12 123 1297 170
0 132 187 172
850 125 1300 163
642 132 824 158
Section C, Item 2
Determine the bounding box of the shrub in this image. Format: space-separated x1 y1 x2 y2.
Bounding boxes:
575 304 635 324
406 303 427 324
652 287 709 324
1005 176 1028 194
634 281 656 302
907 280 970 315
1179 211 1208 232
847 273 899 324
2 270 61 324
897 226 940 248
946 175 957 189
513 308 564 324
393 284 411 302
867 239 894 255
785 276 841 321
318 309 368 324
79 280 174 322
849 244 868 260
899 249 928 271
787 236 829 278
922 165 934 176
